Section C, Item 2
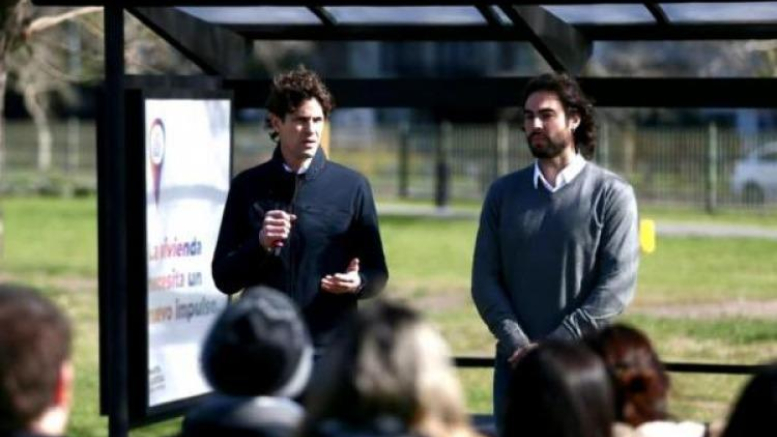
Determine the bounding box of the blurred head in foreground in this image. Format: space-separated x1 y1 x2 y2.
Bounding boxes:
505 341 614 437
585 324 670 427
300 299 479 437
182 287 313 437
0 283 73 436
721 362 777 437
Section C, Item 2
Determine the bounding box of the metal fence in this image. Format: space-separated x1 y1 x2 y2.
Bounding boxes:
0 121 97 196
2 119 775 210
324 120 777 210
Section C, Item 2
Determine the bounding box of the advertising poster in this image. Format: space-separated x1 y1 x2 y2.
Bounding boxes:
144 98 231 407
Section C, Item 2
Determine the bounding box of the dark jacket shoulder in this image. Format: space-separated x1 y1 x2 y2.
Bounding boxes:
183 395 304 437
232 158 283 186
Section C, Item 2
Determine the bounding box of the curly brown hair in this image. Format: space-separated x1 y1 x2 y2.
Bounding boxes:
265 66 334 142
585 324 670 427
521 73 597 159
0 284 72 433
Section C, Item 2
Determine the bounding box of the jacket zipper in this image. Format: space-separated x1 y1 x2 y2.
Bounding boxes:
288 174 303 300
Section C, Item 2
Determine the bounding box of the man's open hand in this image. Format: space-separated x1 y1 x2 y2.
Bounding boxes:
321 258 362 294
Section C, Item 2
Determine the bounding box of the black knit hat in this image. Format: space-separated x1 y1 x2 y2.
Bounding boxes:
201 287 312 397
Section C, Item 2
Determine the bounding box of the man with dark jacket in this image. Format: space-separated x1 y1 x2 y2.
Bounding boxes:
212 66 388 351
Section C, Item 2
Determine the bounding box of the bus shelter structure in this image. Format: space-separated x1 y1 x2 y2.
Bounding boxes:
29 1 777 436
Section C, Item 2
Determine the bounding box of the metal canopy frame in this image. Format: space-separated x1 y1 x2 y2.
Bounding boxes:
124 2 777 108
28 1 777 437
35 1 777 86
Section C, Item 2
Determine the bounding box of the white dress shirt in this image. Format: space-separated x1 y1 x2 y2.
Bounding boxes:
533 153 587 193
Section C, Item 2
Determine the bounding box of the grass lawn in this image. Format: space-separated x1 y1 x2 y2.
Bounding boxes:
639 205 777 229
1 196 776 435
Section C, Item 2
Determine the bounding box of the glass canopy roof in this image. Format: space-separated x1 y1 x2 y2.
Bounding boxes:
176 3 777 27
661 2 777 23
178 7 320 25
542 4 655 24
327 6 487 24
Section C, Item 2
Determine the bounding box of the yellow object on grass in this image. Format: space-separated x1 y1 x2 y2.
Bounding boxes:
640 218 656 254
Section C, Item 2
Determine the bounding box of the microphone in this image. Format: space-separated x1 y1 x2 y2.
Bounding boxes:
252 203 284 257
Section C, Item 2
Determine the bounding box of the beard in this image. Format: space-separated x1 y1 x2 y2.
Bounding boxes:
527 132 567 159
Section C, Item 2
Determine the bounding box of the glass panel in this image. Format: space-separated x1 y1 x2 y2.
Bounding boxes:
541 4 655 24
326 7 487 25
586 40 773 78
177 7 321 25
247 41 550 79
661 2 777 23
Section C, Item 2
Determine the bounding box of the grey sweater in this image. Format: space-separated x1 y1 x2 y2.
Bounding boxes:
471 162 639 355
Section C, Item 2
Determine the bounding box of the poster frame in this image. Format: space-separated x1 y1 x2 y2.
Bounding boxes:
120 87 234 426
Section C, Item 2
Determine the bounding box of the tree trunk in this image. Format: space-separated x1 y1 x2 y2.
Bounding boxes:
0 0 28 181
23 86 53 172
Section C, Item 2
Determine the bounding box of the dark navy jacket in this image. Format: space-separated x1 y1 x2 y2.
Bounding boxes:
212 146 388 348
182 395 303 437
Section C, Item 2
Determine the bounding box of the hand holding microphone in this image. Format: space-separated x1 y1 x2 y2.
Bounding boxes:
258 210 297 253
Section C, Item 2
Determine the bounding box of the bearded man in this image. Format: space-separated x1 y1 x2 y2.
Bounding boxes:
471 73 640 435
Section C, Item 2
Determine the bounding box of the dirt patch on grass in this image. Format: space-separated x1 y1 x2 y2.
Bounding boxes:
48 276 96 293
390 281 470 311
0 273 96 293
393 280 777 321
5 272 772 322
416 288 470 311
632 299 777 319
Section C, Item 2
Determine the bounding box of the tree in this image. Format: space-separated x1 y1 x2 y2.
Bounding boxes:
1 4 317 180
0 1 99 175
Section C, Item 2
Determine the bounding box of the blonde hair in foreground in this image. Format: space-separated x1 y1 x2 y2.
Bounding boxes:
301 300 479 437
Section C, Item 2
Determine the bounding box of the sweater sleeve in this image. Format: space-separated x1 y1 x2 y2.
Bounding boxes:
211 176 274 295
471 182 531 353
351 177 388 299
548 181 640 341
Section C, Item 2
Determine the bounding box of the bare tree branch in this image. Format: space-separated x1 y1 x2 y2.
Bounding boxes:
24 6 101 38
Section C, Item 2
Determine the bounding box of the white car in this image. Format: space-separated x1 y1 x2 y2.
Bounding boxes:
731 143 777 204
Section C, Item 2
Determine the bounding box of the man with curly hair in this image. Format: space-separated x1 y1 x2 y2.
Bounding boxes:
213 66 388 354
471 73 639 434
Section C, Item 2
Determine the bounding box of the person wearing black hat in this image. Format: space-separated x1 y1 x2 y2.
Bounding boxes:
181 287 313 437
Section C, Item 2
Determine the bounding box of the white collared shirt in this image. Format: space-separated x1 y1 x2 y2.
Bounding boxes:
283 160 311 175
533 153 587 193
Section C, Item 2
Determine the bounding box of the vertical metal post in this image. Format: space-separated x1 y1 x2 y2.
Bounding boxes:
622 122 635 178
100 6 129 437
435 121 451 209
398 122 409 199
599 119 610 169
706 122 719 214
485 120 509 194
496 119 510 176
